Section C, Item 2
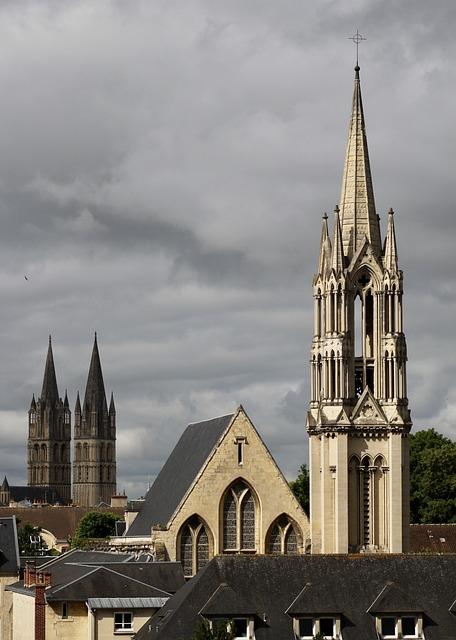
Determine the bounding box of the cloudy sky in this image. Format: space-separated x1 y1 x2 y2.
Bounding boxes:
0 0 454 499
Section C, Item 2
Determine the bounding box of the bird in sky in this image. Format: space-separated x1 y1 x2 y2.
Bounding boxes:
24 275 29 281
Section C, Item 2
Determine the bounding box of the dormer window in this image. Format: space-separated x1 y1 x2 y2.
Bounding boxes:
210 618 253 640
378 615 421 639
295 616 339 639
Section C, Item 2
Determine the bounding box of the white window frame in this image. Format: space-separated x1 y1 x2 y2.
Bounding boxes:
377 615 421 639
295 616 339 639
114 611 134 633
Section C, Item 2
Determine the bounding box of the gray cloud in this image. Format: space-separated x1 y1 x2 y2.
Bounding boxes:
0 0 454 498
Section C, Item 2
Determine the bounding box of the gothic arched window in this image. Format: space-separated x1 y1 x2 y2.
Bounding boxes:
222 480 258 553
178 516 212 578
265 514 301 555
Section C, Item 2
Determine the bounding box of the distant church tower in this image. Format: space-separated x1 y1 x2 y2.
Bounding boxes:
73 334 116 506
27 337 71 502
307 66 411 554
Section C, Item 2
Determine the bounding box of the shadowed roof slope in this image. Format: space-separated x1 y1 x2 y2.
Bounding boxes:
0 516 19 575
134 555 456 640
127 414 234 536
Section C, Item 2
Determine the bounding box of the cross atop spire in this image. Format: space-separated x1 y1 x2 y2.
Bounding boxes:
339 65 382 259
41 335 59 404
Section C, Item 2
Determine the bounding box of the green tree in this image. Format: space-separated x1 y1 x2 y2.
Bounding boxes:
17 522 48 556
410 429 456 523
289 464 309 515
190 618 233 640
71 511 119 547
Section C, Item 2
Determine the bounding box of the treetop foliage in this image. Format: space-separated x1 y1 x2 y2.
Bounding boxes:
71 511 119 547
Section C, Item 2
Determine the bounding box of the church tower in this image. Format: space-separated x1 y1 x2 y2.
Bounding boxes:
27 337 71 502
72 334 116 506
307 65 411 554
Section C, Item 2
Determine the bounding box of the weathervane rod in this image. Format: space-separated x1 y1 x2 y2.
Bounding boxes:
348 29 367 66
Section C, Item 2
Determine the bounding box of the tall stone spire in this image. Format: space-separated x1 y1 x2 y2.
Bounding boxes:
384 207 398 272
83 332 107 414
339 65 381 258
41 335 59 404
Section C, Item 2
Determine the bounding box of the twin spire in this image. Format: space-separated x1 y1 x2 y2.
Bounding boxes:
33 333 115 414
318 65 398 274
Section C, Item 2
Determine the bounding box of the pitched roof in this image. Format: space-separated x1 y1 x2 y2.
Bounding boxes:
8 551 184 604
46 565 171 601
127 413 234 535
286 582 344 615
200 583 258 616
2 486 65 505
367 582 424 614
135 555 456 640
0 516 20 575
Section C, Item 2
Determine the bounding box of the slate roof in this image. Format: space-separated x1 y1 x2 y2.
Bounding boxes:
134 554 456 640
127 413 234 535
0 516 20 575
1 485 64 505
8 549 184 605
45 565 171 602
367 582 424 614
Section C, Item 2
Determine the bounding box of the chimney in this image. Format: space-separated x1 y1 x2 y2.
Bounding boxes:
25 562 37 588
34 583 46 640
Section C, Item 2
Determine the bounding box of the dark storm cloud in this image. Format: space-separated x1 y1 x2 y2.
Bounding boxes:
0 0 454 497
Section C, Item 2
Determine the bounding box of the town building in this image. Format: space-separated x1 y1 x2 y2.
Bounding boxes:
7 550 184 640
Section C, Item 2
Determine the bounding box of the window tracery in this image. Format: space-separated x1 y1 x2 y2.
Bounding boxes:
222 480 257 553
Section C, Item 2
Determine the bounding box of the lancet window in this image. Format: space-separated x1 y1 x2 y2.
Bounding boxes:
265 514 301 555
222 480 257 553
178 515 211 578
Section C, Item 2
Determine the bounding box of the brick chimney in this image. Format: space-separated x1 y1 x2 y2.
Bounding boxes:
34 572 51 640
34 583 46 640
24 562 37 588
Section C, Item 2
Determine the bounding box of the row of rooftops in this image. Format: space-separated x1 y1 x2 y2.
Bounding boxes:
136 554 456 640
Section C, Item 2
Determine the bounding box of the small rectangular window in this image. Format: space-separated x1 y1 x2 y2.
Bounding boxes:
320 617 335 637
237 441 243 465
114 612 133 631
381 617 396 637
233 618 248 639
299 617 314 638
402 617 417 637
61 602 68 619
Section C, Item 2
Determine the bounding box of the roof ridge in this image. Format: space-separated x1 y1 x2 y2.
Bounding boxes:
187 412 234 426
